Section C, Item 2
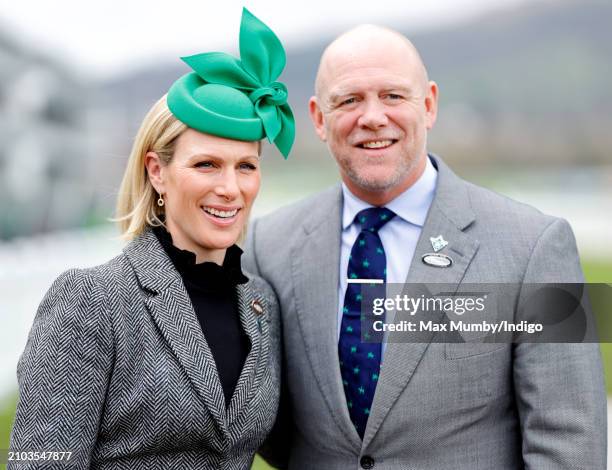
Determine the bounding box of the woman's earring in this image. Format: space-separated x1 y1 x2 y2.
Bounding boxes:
157 194 164 207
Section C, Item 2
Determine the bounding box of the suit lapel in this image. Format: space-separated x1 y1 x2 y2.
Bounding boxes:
292 186 363 449
124 229 228 433
363 156 480 448
226 281 269 425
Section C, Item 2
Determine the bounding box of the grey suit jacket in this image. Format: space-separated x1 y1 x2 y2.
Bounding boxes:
243 155 606 470
9 227 281 470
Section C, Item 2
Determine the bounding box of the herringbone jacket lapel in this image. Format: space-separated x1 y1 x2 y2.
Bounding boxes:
226 282 270 427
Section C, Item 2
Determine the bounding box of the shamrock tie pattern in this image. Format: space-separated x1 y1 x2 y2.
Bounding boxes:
339 207 396 438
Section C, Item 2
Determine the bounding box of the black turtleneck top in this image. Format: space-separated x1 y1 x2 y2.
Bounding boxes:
153 226 251 408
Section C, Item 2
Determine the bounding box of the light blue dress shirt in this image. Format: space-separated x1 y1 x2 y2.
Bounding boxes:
337 156 438 356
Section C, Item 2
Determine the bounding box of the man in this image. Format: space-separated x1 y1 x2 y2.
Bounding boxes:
244 25 606 469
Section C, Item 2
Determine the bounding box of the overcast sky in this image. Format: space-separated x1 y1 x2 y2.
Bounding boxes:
1 0 531 78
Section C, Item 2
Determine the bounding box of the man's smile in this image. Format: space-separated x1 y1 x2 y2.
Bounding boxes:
356 139 398 150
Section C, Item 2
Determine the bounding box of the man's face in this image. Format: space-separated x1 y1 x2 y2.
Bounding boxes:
310 40 437 203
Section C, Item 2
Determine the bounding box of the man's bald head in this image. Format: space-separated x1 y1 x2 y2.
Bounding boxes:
315 25 429 101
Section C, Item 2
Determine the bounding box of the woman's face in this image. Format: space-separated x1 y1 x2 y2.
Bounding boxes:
148 129 260 263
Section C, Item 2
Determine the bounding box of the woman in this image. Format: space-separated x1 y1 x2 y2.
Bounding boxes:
9 8 293 470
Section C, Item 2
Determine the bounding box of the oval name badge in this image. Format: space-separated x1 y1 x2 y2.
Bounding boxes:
422 252 453 268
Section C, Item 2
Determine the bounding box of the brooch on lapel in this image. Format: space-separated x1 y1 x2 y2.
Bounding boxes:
251 299 264 315
429 235 448 252
422 234 453 268
251 299 265 332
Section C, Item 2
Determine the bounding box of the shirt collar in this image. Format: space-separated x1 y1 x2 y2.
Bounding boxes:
341 155 438 230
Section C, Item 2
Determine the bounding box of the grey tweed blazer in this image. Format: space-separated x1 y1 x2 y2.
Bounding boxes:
9 228 281 470
244 155 606 470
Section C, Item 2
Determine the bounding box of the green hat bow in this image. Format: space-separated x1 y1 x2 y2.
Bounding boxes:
167 8 295 158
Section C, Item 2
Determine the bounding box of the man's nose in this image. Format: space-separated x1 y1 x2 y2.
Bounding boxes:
214 169 240 200
357 99 388 129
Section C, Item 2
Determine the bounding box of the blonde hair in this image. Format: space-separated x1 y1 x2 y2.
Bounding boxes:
115 95 187 239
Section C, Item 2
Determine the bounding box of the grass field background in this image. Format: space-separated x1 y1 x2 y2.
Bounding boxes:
1 261 610 470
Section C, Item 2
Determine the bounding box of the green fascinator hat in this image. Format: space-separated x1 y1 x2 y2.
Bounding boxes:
167 8 295 158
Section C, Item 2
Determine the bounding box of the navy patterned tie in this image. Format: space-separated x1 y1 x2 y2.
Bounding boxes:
339 206 396 438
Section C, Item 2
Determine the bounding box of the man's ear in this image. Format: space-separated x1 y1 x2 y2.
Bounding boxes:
308 96 327 142
144 152 165 194
424 81 439 130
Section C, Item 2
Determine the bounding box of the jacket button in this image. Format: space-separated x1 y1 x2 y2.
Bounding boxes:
360 455 375 469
